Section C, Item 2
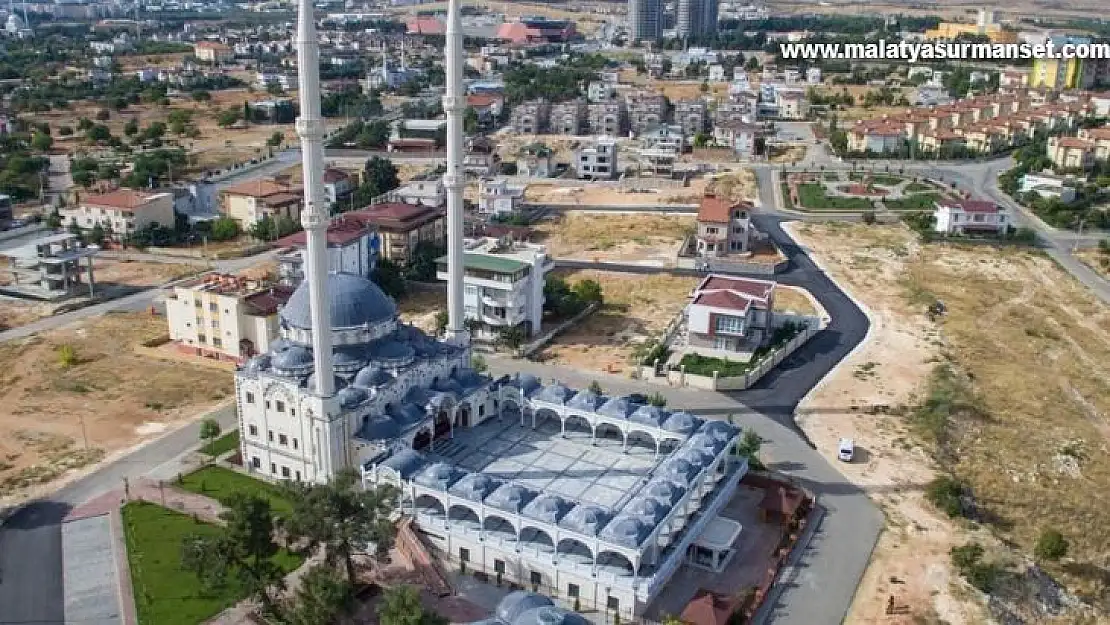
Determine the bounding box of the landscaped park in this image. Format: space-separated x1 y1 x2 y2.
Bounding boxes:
782 171 961 212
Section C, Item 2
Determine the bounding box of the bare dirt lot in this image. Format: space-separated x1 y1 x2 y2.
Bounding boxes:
0 259 198 330
0 311 235 507
524 181 710 206
1076 248 1110 281
536 269 697 374
397 288 447 335
533 212 695 267
788 221 1110 623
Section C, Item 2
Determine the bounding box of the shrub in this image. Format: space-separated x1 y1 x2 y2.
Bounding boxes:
925 475 967 518
861 210 877 225
57 344 79 368
950 542 1001 593
1034 528 1068 561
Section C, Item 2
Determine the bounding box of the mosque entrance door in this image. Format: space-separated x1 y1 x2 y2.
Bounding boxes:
434 410 452 439
413 429 432 450
456 404 471 428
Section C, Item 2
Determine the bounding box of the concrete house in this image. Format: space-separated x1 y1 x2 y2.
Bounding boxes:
686 274 777 356
588 101 628 136
575 136 619 180
517 143 555 178
933 199 1009 236
347 202 445 265
220 177 303 226
510 100 551 134
62 189 176 239
695 194 752 257
550 99 587 135
478 178 526 215
273 214 379 286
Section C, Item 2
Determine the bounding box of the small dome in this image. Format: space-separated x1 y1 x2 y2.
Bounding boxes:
333 346 369 372
567 390 605 412
370 339 415 366
272 345 313 374
522 493 571 523
242 354 271 374
662 411 701 435
486 483 537 514
280 272 397 331
630 404 667 427
496 592 555 624
516 374 542 396
304 373 347 392
353 365 393 388
598 396 635 419
359 414 400 441
515 607 589 625
449 473 503 502
600 515 649 548
559 504 611 536
701 419 740 442
379 449 428 479
643 479 685 505
624 497 666 524
337 386 368 408
413 462 464 490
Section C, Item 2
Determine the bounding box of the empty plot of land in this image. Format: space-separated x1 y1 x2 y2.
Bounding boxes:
788 221 1110 622
538 270 697 374
398 288 447 334
0 312 234 507
524 181 707 206
534 212 695 267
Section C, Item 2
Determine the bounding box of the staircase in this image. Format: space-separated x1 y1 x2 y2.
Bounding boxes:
430 438 468 460
396 517 453 597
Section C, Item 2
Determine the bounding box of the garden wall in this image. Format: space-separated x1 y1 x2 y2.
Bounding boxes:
666 315 821 391
516 302 600 359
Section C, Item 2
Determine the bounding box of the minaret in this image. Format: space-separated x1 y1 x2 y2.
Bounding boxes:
443 0 469 345
294 0 335 396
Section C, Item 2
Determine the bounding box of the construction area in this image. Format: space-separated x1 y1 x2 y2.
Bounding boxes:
786 221 1110 624
0 311 234 508
533 212 695 267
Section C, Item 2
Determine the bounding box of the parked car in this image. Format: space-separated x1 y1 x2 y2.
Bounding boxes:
837 438 855 462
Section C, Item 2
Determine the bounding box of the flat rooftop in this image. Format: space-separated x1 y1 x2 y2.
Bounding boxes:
430 416 668 511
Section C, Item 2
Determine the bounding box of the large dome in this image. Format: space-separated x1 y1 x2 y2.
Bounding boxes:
280 272 397 331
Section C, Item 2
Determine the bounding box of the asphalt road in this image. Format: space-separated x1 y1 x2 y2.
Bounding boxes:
0 406 238 625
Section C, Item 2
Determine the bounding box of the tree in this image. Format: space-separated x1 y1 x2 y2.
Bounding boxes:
267 131 284 147
199 418 221 447
95 108 110 121
88 223 106 246
464 107 479 134
124 119 140 137
77 117 94 131
282 470 398 583
861 210 877 225
31 132 52 152
571 279 603 305
181 493 286 614
85 124 111 143
371 258 406 299
588 380 603 395
46 210 62 229
209 217 241 242
377 585 448 625
1034 528 1068 562
191 89 212 104
58 125 74 136
217 108 242 128
363 157 400 198
435 310 449 335
693 132 709 148
280 565 355 625
737 429 763 469
471 353 489 374
648 392 667 407
406 242 445 282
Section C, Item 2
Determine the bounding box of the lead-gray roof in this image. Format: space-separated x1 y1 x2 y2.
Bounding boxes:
701 419 740 442
599 514 650 548
629 405 667 427
496 591 555 624
449 473 503 502
413 462 464 489
333 345 369 371
358 414 400 441
516 374 542 396
271 344 314 373
381 449 428 479
370 339 415 365
558 504 612 536
661 457 701 485
337 386 369 408
387 402 427 426
515 606 590 625
642 478 685 505
280 272 397 331
687 432 725 454
522 493 571 523
486 483 537 514
624 496 667 525
534 383 574 405
353 364 393 388
662 411 702 435
598 396 635 419
567 390 605 412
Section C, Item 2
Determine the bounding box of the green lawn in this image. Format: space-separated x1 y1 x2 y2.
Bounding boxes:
904 182 935 193
679 353 756 377
178 466 294 517
823 172 841 181
867 174 905 186
199 430 240 457
781 183 794 209
122 501 302 625
796 183 875 211
884 193 941 211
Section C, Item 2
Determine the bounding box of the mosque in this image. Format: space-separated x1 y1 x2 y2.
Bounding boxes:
235 0 750 617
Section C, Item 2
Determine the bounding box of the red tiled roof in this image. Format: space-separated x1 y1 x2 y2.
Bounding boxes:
274 215 373 248
348 202 443 231
693 290 753 312
406 17 445 35
697 195 750 223
467 94 502 108
680 591 740 625
939 199 999 213
242 285 296 316
222 178 300 199
1053 137 1095 149
84 188 163 211
697 275 776 301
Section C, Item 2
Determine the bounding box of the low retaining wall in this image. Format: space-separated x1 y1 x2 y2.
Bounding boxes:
657 316 821 391
0 222 46 243
516 302 600 358
674 255 785 276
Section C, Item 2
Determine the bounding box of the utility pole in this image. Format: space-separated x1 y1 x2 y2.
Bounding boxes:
1074 218 1085 253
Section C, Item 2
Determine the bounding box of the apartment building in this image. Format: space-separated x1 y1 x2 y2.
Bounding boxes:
713 120 757 157
193 41 234 64
587 101 628 135
1047 136 1097 169
273 214 379 286
627 92 669 134
478 178 526 215
220 177 303 226
550 99 587 135
61 188 176 239
628 0 664 42
0 233 98 299
509 100 551 134
435 237 552 340
165 274 296 362
347 202 446 265
674 98 710 137
575 136 619 180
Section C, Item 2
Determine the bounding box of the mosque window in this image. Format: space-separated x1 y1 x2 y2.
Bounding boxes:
246 392 255 404
248 425 258 436
276 400 286 412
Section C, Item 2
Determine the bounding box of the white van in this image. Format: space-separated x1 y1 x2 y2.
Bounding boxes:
837 438 855 463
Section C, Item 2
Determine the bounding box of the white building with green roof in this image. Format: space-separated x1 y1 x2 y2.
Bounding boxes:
436 237 552 341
